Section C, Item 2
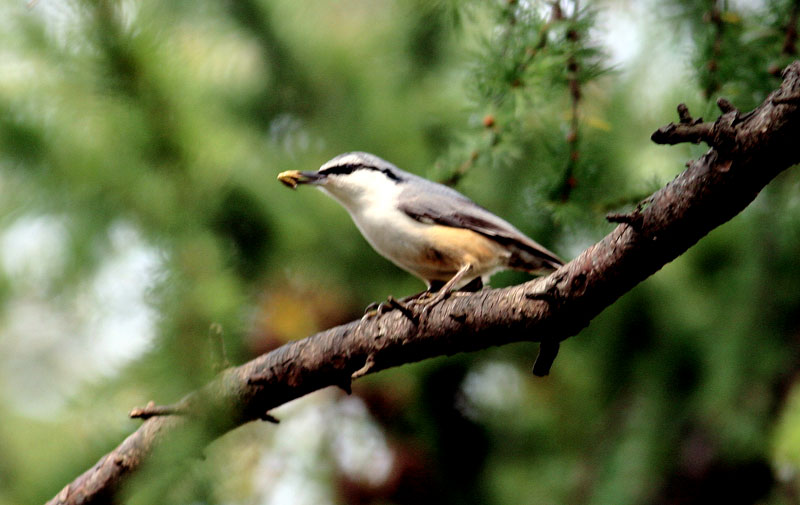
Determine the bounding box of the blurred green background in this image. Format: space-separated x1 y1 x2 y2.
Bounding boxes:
2 0 800 503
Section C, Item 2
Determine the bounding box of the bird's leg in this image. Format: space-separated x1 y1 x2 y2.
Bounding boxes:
362 275 481 321
418 263 474 310
364 280 445 314
400 287 439 303
365 292 421 316
363 285 442 322
396 280 446 302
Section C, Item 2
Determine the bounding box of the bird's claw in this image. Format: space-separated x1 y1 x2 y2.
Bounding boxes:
362 300 392 319
415 291 449 317
362 296 419 323
387 296 419 323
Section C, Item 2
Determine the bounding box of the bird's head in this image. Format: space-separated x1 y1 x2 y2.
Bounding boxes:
278 152 407 208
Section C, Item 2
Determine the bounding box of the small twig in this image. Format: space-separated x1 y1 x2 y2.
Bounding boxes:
606 210 645 231
716 97 738 115
351 354 376 380
260 413 280 424
129 401 186 420
650 121 715 146
532 340 560 376
596 190 655 214
605 212 635 224
772 93 800 104
651 103 716 145
652 98 745 152
677 103 699 124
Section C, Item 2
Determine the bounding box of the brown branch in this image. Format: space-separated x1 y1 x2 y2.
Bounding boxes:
47 62 800 505
650 98 747 152
606 208 645 231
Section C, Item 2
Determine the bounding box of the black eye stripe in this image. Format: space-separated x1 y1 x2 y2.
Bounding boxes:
319 163 362 176
320 163 404 183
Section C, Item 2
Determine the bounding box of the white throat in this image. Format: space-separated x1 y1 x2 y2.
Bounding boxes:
318 170 403 216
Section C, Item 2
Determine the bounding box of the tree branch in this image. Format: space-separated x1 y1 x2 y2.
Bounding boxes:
47 62 800 505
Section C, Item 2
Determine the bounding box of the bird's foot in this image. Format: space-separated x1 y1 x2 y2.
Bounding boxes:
362 296 419 323
386 296 419 322
405 287 461 318
363 301 380 316
413 266 479 316
361 270 479 321
414 289 449 315
361 304 383 320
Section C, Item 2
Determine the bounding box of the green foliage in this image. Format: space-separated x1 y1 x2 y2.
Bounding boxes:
1 0 800 504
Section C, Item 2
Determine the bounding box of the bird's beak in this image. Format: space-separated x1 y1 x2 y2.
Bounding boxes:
277 170 325 189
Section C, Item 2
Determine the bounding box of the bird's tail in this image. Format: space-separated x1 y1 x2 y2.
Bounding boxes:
506 241 564 274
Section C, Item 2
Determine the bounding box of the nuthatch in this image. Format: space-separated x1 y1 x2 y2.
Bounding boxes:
278 152 563 311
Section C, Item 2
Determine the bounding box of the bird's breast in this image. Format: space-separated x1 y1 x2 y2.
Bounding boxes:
347 206 507 283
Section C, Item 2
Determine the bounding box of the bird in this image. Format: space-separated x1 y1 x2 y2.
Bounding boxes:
277 152 563 313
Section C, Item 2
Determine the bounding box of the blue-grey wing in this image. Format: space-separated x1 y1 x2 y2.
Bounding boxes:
398 182 563 271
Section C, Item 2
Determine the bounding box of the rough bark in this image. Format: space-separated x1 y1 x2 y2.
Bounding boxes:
47 62 800 505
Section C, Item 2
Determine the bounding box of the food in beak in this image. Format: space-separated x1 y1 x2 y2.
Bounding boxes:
277 170 323 189
277 170 303 189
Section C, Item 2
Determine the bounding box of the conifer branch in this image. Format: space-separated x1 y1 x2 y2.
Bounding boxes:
441 0 560 188
514 1 561 79
559 0 582 201
47 62 800 505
